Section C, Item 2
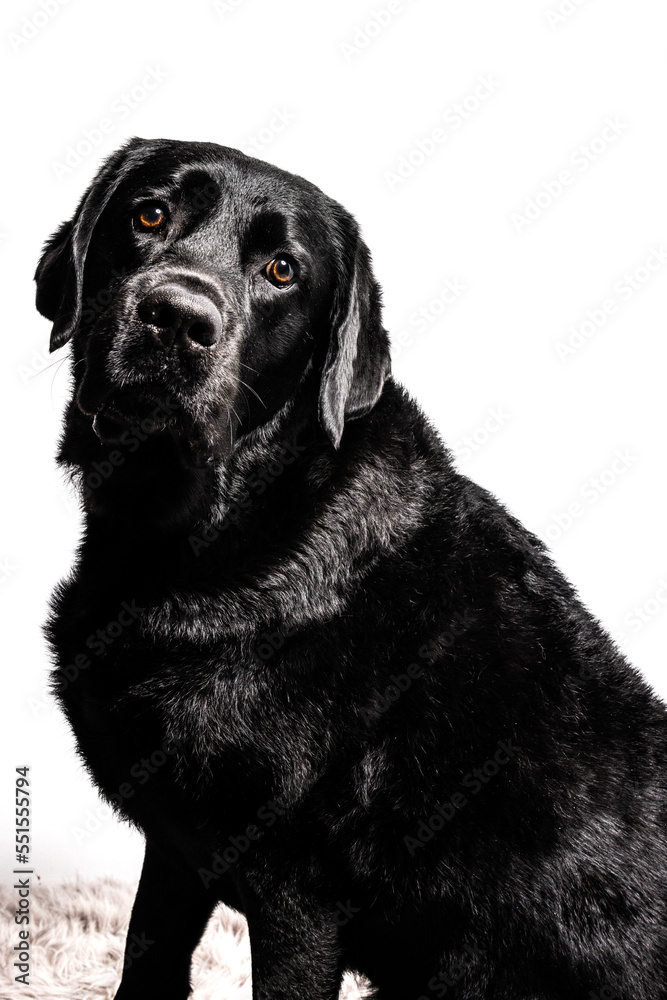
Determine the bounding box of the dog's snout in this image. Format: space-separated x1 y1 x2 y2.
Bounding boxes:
137 284 222 349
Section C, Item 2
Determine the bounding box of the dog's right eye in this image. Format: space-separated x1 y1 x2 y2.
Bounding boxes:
134 204 168 231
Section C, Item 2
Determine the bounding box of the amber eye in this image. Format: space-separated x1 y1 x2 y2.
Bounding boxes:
265 258 295 286
135 204 167 231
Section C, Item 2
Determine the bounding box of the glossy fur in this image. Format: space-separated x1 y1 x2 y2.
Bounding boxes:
37 138 667 999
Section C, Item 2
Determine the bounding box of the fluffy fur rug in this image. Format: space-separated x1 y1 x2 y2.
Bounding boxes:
0 879 368 999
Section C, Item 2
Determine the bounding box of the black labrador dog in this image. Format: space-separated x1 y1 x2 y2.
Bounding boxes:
37 138 667 999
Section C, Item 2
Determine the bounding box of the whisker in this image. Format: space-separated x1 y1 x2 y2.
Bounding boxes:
237 378 266 409
35 355 70 377
226 405 233 450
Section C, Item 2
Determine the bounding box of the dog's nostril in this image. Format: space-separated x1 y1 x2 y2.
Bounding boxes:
139 301 177 330
187 321 217 347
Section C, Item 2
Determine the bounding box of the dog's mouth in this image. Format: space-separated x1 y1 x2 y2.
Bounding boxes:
81 388 180 444
92 404 171 443
74 334 213 447
74 341 242 465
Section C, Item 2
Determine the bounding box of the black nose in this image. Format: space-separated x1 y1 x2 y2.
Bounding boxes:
137 284 223 349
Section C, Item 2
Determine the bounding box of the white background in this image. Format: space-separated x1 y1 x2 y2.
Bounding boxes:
1 0 666 884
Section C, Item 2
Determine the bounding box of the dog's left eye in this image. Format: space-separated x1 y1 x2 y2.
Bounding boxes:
134 204 167 231
265 258 295 287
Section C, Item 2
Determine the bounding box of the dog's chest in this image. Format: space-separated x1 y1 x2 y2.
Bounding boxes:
48 579 329 833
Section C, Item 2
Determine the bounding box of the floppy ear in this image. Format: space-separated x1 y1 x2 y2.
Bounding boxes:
318 214 391 448
35 138 147 353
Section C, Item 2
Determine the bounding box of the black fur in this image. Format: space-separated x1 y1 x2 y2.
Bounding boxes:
38 137 667 1000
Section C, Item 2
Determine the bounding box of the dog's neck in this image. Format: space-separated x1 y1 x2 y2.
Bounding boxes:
58 373 312 528
61 380 432 639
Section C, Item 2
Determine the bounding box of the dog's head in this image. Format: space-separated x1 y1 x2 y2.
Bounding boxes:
36 138 390 474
